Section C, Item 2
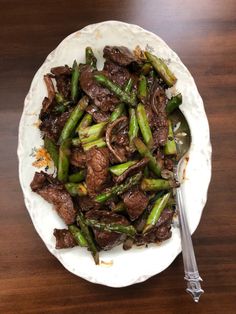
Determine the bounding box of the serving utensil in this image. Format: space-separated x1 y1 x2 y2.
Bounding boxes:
171 109 204 302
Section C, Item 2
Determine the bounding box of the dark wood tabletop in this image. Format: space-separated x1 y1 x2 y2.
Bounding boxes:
1 0 236 313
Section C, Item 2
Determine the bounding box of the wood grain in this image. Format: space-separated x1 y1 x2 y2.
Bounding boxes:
0 0 235 313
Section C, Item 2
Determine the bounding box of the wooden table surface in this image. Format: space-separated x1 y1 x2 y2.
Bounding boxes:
1 0 235 313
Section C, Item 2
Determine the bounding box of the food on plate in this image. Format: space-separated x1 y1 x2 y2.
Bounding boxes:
30 45 182 264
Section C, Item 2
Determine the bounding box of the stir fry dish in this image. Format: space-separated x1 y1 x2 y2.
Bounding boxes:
30 46 182 264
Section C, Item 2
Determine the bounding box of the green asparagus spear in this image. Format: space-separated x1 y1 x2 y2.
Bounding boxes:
55 92 71 106
95 172 143 203
68 224 88 247
44 137 59 168
110 78 133 122
143 192 171 233
71 60 80 102
141 63 153 75
145 51 177 87
166 93 182 115
59 96 89 144
143 166 149 178
53 104 66 114
85 47 97 69
55 92 65 105
136 103 154 149
82 138 106 151
94 74 136 106
125 78 133 91
109 160 138 176
68 170 86 183
57 139 71 182
164 120 177 155
71 137 81 146
77 113 93 132
65 182 87 197
110 103 125 122
79 122 107 144
141 178 173 191
86 219 137 237
129 108 139 150
77 212 99 265
54 93 71 113
137 75 147 103
133 137 162 176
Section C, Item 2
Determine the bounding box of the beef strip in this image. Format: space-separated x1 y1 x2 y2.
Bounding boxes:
30 172 76 225
153 125 168 148
80 65 119 112
40 75 56 115
112 128 130 147
50 65 72 100
85 210 129 250
114 157 149 183
103 46 138 67
53 229 77 249
51 65 71 76
39 108 73 142
86 147 110 196
155 225 172 240
122 189 149 221
103 60 131 86
86 104 110 123
70 147 86 168
164 157 174 171
77 196 101 212
55 74 71 99
155 208 174 227
105 116 130 163
135 208 174 245
149 80 168 147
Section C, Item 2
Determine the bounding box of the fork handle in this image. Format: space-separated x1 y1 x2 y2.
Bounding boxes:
176 187 204 302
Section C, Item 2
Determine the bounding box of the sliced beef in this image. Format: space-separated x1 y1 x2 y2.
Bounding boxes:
155 225 172 240
150 82 167 114
153 125 168 148
123 189 149 221
53 229 77 249
30 171 48 191
50 65 72 100
149 81 168 147
114 157 149 183
78 196 101 212
108 145 129 164
156 208 174 227
112 129 129 147
164 157 174 171
44 74 55 101
86 104 110 123
55 74 71 99
80 65 119 112
85 210 129 250
135 208 174 245
86 147 110 196
103 60 131 86
106 116 130 163
40 75 56 115
51 65 71 76
30 172 76 225
39 108 72 142
103 46 137 67
70 147 86 168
